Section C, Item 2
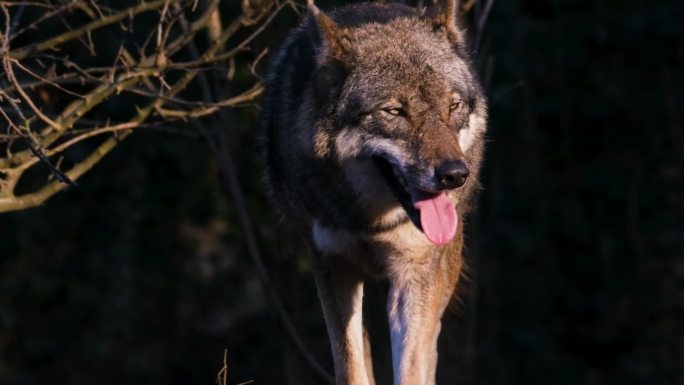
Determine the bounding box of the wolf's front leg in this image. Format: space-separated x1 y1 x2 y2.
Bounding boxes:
312 255 373 385
387 255 459 385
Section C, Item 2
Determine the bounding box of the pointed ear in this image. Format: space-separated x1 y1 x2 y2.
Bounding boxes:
426 0 466 49
307 4 352 61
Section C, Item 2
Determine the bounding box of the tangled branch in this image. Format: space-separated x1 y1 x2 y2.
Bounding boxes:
0 0 278 212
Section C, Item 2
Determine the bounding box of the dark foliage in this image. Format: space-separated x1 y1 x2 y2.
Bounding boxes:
0 0 681 384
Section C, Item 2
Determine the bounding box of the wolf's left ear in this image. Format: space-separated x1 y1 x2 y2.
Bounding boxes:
425 0 466 49
307 4 352 61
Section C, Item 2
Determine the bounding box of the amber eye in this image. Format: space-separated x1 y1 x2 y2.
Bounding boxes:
450 101 462 111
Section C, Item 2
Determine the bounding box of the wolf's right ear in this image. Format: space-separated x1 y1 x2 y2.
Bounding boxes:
307 4 352 61
425 0 466 49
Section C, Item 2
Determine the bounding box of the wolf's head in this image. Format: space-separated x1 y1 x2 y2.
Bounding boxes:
306 0 487 245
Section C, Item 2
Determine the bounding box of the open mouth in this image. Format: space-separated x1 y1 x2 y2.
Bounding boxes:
373 156 421 227
373 157 458 245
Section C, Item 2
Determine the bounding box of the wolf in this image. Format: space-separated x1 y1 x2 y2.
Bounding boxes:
261 0 487 384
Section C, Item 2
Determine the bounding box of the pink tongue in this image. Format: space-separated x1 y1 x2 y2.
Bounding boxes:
412 191 458 245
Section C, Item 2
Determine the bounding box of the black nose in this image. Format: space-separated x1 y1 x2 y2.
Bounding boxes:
435 160 470 190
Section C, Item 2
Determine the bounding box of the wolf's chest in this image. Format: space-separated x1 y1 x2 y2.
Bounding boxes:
312 219 433 261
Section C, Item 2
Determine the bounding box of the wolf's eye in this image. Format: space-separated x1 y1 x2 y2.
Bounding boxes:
382 107 406 117
450 101 462 111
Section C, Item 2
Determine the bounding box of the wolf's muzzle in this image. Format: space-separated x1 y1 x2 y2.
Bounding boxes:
435 160 470 190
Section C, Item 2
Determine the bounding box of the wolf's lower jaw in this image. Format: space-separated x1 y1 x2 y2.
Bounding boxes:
372 156 422 230
366 206 411 233
372 156 460 245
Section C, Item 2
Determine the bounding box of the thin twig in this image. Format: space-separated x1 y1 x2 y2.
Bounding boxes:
206 124 335 384
156 82 263 119
14 121 141 172
216 349 228 385
474 0 494 53
11 58 86 98
9 0 183 60
0 132 128 211
0 0 280 212
179 2 334 381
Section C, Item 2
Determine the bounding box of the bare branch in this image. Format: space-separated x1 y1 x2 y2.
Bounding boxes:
156 82 263 119
0 133 127 212
3 57 63 131
0 0 283 212
9 0 183 60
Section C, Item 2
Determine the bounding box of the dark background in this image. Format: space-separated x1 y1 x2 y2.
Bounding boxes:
1 0 681 384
